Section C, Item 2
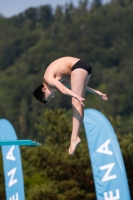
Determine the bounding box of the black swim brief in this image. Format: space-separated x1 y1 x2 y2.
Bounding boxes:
71 59 92 75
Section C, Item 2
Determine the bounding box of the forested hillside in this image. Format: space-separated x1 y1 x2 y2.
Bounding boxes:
0 0 133 137
0 0 133 199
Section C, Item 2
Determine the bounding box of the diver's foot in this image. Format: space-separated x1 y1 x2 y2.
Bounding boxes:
68 137 81 156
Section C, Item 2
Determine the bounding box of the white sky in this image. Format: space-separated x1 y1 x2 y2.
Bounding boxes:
0 0 80 18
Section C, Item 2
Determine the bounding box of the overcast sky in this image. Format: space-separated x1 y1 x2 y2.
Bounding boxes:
0 0 80 18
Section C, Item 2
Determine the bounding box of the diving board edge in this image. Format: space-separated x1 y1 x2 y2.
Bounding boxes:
0 140 41 146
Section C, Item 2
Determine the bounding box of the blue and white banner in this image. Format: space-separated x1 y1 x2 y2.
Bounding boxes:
0 119 25 200
83 109 131 200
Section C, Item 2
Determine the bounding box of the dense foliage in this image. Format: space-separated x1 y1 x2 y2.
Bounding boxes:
0 0 133 199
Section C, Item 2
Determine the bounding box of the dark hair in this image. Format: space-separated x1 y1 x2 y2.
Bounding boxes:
33 84 48 104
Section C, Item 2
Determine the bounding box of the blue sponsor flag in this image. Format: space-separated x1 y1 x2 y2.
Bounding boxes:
83 109 131 200
0 119 25 200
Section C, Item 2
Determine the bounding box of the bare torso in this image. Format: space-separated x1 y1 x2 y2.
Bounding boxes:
44 57 80 82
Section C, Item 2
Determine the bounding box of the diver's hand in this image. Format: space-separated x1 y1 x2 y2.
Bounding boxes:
97 91 108 100
74 95 85 106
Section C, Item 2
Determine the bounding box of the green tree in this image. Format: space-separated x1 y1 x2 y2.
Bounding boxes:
54 6 63 21
40 5 53 30
91 0 102 9
25 7 38 29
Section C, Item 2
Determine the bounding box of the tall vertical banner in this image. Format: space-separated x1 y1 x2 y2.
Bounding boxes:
0 119 25 200
83 109 131 200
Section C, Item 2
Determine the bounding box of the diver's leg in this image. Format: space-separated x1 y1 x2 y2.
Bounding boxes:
69 69 90 155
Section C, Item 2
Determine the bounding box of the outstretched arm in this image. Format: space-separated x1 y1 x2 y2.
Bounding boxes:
62 80 108 101
86 86 108 100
